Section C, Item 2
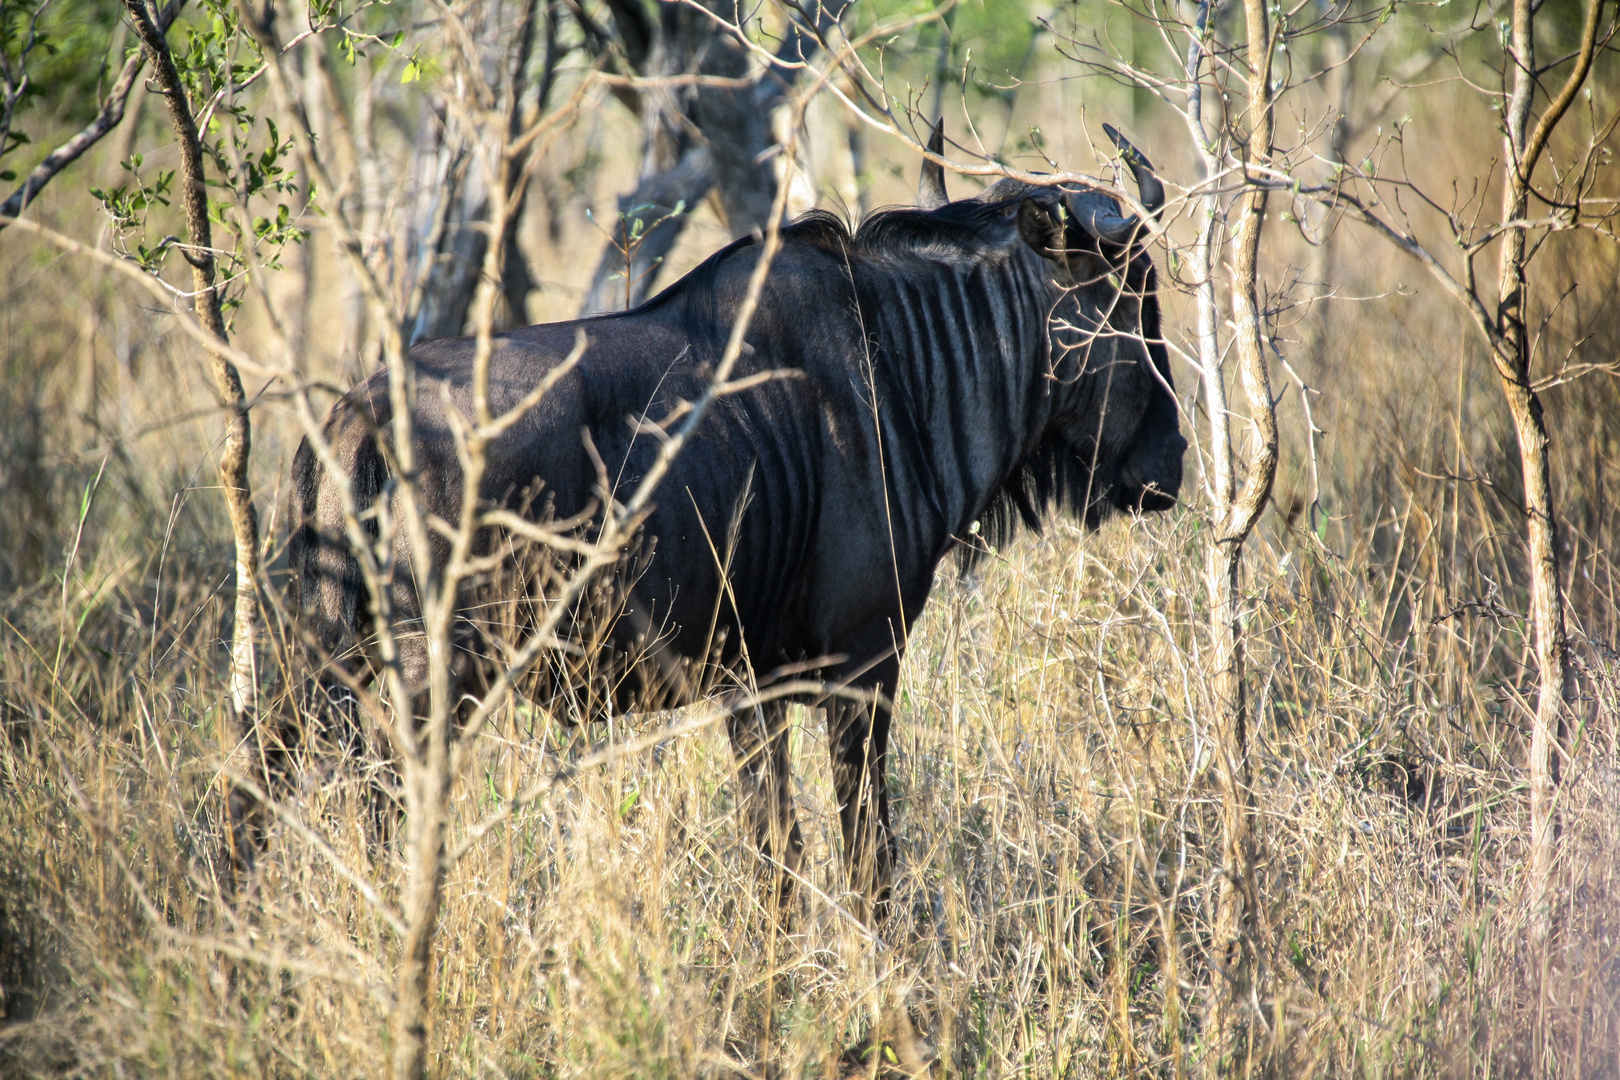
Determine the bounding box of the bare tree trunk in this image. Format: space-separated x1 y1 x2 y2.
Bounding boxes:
334 45 384 379
410 0 545 339
390 11 541 1064
1498 0 1576 958
579 4 725 314
124 0 261 867
495 0 553 325
411 135 489 341
1208 0 1278 1071
578 0 850 314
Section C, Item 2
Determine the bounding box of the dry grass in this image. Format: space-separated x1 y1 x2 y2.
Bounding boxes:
1 83 1618 1079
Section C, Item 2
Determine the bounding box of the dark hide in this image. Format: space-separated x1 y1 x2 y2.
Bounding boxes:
287 177 1186 920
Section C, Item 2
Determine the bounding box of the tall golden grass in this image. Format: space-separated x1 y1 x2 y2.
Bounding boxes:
0 71 1616 1079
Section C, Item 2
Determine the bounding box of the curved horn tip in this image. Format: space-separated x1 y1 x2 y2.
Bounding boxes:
1101 123 1150 168
1102 123 1164 217
918 116 948 210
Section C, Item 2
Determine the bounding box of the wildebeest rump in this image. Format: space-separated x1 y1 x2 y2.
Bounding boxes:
287 138 1186 919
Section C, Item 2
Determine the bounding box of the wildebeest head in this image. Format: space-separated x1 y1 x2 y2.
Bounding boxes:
923 120 1186 528
1017 178 1185 518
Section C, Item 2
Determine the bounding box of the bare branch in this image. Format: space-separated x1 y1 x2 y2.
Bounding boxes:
1517 0 1608 187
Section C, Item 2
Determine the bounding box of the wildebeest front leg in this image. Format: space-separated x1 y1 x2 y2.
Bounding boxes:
827 655 900 923
728 699 804 916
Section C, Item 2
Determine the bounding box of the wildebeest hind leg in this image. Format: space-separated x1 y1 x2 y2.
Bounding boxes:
827 654 899 925
728 700 804 921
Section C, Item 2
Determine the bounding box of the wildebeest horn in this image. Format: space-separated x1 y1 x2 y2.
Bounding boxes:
1073 202 1144 246
918 117 948 210
1102 122 1165 218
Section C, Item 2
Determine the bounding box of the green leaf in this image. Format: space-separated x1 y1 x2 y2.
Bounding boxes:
0 170 14 182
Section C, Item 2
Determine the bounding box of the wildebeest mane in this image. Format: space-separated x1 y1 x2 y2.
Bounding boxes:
790 200 1021 256
622 200 1026 327
585 201 1025 386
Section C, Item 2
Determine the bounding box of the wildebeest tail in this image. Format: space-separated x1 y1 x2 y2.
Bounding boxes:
286 425 389 664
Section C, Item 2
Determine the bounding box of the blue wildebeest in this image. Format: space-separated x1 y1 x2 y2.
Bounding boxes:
287 124 1185 920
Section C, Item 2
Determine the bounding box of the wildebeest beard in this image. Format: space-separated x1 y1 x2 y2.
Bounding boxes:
285 136 1186 920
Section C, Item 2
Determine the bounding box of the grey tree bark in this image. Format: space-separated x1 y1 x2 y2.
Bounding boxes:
409 0 549 341
578 0 850 314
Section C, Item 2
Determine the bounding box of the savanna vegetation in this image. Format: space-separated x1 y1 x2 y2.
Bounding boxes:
0 0 1616 1076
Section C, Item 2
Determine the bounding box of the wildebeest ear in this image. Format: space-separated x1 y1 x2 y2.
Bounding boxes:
918 117 948 210
1016 198 1065 260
